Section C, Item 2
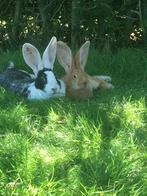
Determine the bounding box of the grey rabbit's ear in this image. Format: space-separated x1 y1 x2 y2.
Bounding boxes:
42 36 57 70
57 41 72 73
22 43 43 76
75 41 90 70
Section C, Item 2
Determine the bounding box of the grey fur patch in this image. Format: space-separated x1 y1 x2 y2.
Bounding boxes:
0 68 34 97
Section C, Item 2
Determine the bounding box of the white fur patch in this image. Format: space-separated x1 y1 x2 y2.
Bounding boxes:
27 79 66 100
27 83 52 99
93 75 112 82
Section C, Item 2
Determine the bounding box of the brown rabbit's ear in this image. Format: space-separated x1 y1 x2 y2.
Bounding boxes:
57 41 72 73
75 41 90 70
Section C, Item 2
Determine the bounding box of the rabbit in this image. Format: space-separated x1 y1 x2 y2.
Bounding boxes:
56 40 113 99
0 36 65 100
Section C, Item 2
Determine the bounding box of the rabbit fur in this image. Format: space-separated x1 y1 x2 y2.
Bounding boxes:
0 37 65 99
57 40 114 99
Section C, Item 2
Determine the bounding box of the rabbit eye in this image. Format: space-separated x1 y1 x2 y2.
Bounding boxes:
73 74 77 79
35 71 47 90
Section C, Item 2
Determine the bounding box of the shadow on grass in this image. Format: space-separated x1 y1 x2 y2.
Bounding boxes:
134 128 147 149
0 84 146 135
79 140 121 188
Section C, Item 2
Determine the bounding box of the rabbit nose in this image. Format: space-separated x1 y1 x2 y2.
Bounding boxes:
52 88 57 93
83 81 87 86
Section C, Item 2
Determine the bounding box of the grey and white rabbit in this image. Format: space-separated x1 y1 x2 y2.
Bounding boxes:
0 36 65 99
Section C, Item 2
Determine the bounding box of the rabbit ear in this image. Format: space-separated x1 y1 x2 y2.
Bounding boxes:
75 41 90 70
42 36 57 70
57 41 72 73
22 43 42 76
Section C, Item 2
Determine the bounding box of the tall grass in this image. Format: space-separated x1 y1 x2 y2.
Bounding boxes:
0 48 147 195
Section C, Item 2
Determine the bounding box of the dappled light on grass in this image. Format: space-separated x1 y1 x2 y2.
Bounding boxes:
0 49 147 195
0 94 146 195
122 98 145 129
34 147 53 164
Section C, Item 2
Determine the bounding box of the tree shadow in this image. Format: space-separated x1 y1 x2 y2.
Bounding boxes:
0 83 145 137
134 126 147 149
0 81 146 193
77 134 124 191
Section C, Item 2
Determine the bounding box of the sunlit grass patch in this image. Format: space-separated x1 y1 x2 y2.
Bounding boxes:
122 98 145 128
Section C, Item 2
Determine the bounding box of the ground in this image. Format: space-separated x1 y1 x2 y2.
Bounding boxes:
0 48 147 195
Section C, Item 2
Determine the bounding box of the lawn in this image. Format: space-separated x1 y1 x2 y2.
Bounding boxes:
0 48 147 195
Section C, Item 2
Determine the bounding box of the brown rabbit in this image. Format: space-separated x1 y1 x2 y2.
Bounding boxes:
57 40 113 99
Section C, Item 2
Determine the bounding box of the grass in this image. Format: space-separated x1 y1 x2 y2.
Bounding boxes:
0 48 147 195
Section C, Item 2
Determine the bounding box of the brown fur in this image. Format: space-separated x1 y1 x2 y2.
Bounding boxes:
57 41 114 99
